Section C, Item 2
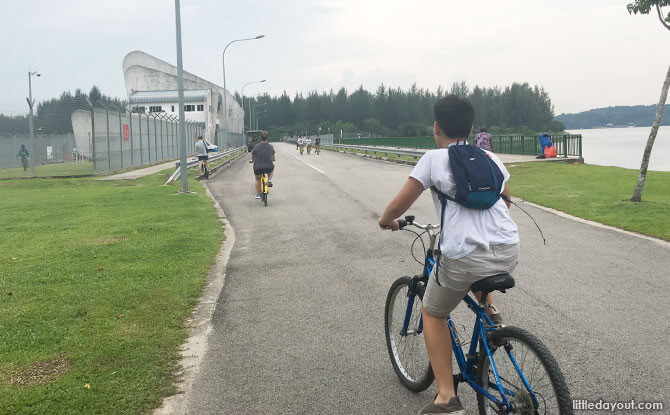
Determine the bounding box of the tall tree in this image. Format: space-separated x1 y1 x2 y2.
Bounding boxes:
627 0 670 202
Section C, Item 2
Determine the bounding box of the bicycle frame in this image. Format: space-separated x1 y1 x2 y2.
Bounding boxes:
261 173 269 194
400 221 537 413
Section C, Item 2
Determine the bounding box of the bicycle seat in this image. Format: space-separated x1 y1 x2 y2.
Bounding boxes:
470 274 515 301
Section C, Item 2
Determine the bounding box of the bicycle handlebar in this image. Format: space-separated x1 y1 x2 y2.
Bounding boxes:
396 215 440 231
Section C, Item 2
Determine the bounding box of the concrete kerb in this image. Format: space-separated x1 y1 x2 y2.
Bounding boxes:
154 182 236 415
517 199 670 248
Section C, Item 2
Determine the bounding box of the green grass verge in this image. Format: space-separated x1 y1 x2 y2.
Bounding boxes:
507 162 670 240
0 162 94 179
0 168 224 414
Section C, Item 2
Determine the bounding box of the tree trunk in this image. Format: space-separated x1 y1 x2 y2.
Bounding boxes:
631 64 670 202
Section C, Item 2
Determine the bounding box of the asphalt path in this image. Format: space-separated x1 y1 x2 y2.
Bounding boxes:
187 143 669 414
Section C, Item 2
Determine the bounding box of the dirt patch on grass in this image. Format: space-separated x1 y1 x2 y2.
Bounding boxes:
92 236 128 244
9 356 72 387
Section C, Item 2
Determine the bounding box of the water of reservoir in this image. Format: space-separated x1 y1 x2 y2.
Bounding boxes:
568 126 669 172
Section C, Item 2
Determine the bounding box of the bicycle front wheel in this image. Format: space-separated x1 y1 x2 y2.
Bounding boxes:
384 276 433 392
477 326 572 414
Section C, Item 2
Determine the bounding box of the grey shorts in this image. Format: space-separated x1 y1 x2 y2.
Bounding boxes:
423 243 520 318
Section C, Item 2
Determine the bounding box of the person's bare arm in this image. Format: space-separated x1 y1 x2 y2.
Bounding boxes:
379 177 425 230
501 184 511 208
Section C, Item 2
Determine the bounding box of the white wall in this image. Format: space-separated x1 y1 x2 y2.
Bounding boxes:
122 51 243 144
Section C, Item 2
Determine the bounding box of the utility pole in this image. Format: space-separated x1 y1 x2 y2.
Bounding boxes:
175 0 188 193
26 71 40 177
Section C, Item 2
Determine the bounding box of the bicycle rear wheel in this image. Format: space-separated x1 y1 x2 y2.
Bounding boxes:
384 276 433 392
476 326 572 414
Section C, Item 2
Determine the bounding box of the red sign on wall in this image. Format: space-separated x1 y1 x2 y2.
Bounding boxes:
123 124 129 141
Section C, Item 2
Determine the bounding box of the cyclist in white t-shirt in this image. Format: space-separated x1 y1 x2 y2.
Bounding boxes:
378 95 520 415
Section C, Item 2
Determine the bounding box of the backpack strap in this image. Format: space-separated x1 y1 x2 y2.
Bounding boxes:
430 185 449 286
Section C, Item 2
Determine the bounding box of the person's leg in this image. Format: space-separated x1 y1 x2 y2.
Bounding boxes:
422 308 458 402
198 160 203 175
421 255 480 405
254 174 262 194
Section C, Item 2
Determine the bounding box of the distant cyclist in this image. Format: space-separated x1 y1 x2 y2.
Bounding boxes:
195 136 210 176
297 136 305 155
314 135 321 155
17 144 29 171
306 137 312 155
251 131 275 199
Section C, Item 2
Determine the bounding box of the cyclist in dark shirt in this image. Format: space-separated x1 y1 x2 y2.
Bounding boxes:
251 131 275 199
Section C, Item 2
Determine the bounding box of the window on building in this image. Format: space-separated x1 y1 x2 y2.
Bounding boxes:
171 105 175 112
131 106 145 113
184 105 195 112
149 105 164 113
197 104 204 111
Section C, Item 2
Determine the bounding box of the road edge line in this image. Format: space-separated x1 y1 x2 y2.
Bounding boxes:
154 183 236 415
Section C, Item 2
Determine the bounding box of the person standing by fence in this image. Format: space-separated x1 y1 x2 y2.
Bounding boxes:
474 126 494 152
17 144 29 171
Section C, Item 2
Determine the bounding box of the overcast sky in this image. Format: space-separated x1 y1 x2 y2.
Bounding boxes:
1 0 668 116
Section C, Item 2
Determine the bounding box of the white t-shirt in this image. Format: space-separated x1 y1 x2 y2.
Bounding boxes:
409 145 519 259
298 138 304 145
306 138 312 144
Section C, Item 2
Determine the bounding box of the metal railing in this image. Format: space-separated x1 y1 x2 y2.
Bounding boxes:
333 134 582 158
492 134 582 158
325 144 424 159
164 146 245 184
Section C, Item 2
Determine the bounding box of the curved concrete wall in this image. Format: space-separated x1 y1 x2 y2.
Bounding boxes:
122 51 243 140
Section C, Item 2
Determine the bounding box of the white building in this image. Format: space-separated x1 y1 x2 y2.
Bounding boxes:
122 51 243 145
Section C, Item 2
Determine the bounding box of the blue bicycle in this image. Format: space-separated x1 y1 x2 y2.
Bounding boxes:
384 216 572 414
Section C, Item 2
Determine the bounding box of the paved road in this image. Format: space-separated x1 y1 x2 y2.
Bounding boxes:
187 143 669 414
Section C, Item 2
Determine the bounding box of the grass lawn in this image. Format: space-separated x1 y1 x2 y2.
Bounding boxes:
506 162 670 240
0 167 224 414
0 162 94 179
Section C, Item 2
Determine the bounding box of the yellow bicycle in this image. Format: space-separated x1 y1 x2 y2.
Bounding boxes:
259 172 269 207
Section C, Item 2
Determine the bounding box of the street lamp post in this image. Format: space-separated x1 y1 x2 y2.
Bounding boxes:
221 35 265 147
254 109 268 130
26 70 41 176
256 112 268 130
175 0 188 193
251 103 267 131
240 79 266 135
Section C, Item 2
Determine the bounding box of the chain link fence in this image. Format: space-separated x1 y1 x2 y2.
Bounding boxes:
71 106 245 174
0 133 77 170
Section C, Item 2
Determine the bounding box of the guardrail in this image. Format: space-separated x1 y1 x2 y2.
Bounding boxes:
325 144 425 159
325 142 582 162
336 134 582 158
164 147 245 184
